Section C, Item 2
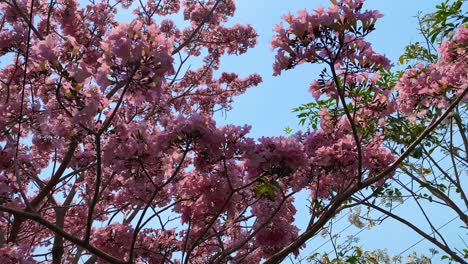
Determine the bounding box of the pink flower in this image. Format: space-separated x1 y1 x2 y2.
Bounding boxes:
31 35 59 62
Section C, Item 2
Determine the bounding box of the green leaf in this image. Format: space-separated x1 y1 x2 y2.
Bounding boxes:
271 180 281 189
398 55 406 64
254 184 276 201
356 247 363 257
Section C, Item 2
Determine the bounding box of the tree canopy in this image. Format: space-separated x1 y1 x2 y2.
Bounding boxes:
0 0 466 263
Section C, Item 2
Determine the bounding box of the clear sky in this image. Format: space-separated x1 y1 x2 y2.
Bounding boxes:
212 0 466 262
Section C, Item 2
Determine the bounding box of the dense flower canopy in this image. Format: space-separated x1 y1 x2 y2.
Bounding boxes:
0 0 466 263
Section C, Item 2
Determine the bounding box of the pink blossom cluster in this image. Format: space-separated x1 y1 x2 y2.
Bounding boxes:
251 197 300 256
90 224 179 263
271 0 388 76
396 26 468 120
271 0 397 197
97 21 175 88
245 137 307 179
91 223 135 262
0 243 35 264
0 174 14 203
304 119 395 197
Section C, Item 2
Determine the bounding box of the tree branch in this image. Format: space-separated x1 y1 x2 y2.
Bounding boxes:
0 205 125 264
263 86 468 263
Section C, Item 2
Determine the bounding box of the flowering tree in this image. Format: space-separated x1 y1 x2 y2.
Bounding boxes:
355 3 468 262
0 0 466 264
289 1 467 262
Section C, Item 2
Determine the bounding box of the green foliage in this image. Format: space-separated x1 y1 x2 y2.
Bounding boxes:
292 98 335 129
376 69 399 90
398 0 466 65
398 42 438 65
253 177 281 201
384 115 441 159
422 0 467 43
307 240 438 264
